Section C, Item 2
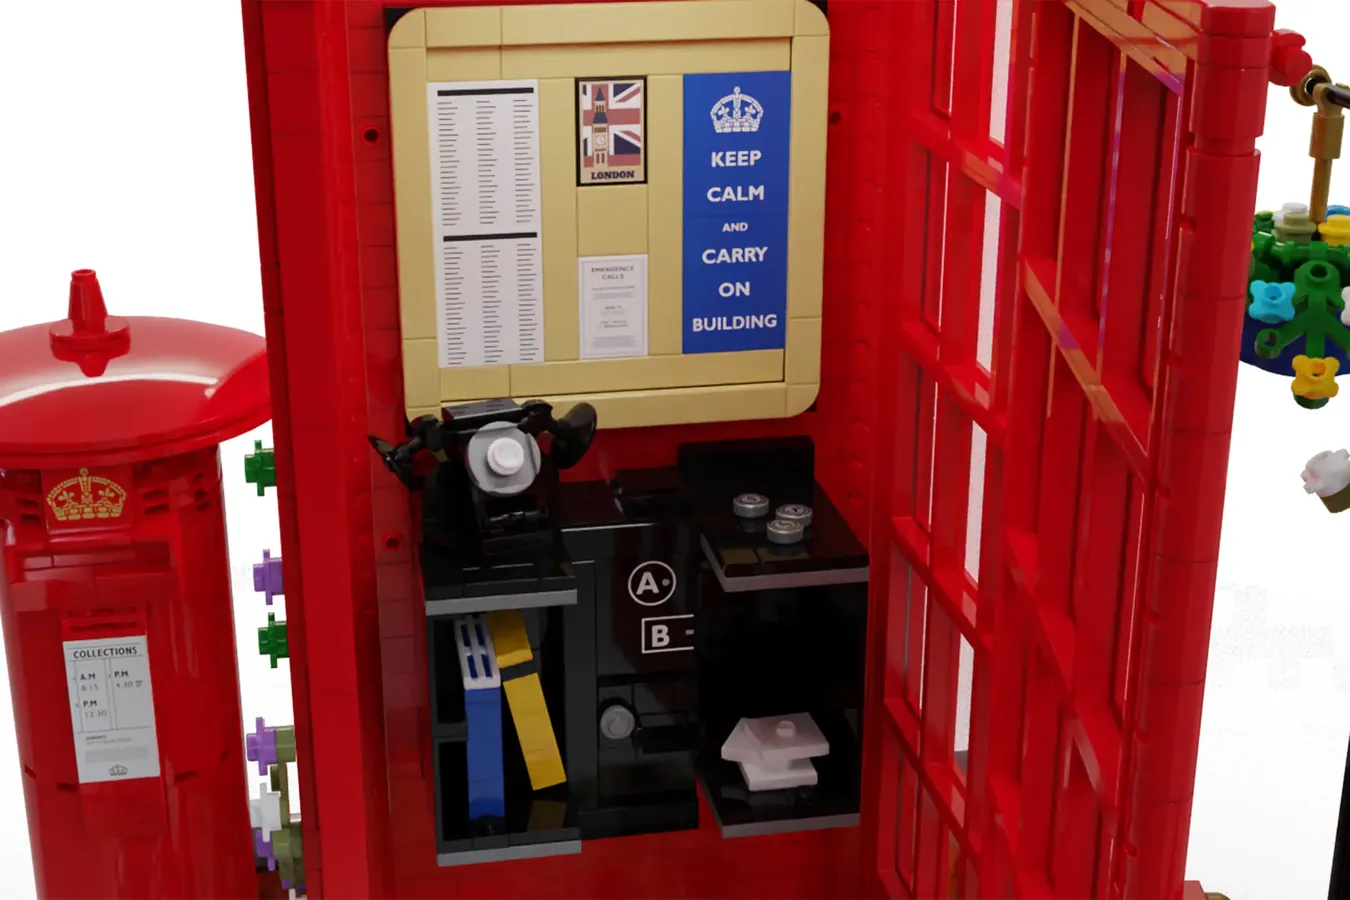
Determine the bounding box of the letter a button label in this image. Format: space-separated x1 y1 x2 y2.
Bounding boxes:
628 561 677 607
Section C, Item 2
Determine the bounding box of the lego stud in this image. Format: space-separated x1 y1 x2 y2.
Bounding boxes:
775 719 797 740
776 503 813 528
599 701 637 741
733 493 770 518
766 519 805 545
486 436 526 476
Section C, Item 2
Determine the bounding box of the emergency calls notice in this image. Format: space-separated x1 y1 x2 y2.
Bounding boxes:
64 634 161 783
579 255 649 359
427 80 545 368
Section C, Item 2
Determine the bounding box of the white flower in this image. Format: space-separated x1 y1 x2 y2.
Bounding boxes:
1302 449 1350 496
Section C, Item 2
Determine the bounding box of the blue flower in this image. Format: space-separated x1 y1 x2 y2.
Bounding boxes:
1249 280 1296 323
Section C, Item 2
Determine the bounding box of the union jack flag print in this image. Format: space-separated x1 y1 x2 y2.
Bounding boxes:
577 77 646 185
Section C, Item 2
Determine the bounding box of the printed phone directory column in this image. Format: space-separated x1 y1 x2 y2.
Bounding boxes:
427 80 545 368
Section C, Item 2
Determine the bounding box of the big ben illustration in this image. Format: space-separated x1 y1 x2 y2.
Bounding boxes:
591 86 610 167
577 78 645 185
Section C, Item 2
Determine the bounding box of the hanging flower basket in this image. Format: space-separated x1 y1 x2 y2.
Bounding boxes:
1242 203 1350 408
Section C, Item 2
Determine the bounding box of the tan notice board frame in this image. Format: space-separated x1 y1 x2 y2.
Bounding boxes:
389 0 828 429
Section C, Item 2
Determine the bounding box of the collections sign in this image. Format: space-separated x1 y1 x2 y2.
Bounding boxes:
681 71 792 354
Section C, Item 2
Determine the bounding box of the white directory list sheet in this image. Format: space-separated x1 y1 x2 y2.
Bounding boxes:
428 80 544 368
579 255 649 359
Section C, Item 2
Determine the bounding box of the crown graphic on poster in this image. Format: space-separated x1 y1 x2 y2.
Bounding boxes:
710 87 764 134
46 468 128 522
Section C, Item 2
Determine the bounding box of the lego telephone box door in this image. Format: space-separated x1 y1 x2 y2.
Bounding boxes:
860 0 1272 898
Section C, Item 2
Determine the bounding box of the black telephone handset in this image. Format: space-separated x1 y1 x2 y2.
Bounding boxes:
369 398 598 490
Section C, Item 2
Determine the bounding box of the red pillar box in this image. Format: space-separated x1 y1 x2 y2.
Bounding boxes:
0 270 270 898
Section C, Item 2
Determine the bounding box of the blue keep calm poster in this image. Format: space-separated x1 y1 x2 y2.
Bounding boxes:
681 71 792 354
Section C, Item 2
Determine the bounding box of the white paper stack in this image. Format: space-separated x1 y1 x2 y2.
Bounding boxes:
721 712 830 791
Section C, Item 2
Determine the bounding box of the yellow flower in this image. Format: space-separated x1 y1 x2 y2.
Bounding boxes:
1322 215 1350 247
1293 355 1341 400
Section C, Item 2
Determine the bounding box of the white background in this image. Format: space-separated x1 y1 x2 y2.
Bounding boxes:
0 1 1345 898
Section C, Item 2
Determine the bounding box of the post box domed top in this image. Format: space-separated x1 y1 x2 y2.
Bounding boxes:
0 270 270 470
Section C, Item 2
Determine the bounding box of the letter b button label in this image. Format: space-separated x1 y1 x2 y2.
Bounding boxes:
641 615 695 654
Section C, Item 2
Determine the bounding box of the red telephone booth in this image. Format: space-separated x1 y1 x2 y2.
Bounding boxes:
239 0 1277 896
0 270 270 898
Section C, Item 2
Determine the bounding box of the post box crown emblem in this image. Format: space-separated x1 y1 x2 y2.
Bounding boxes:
46 469 128 522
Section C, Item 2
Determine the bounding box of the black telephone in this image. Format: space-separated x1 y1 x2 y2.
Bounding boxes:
369 398 598 562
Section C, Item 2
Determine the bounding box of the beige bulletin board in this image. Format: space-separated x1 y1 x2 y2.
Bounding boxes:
388 0 828 429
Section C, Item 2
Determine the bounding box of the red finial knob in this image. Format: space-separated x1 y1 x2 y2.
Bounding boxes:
67 269 109 335
50 269 131 376
1270 30 1314 88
